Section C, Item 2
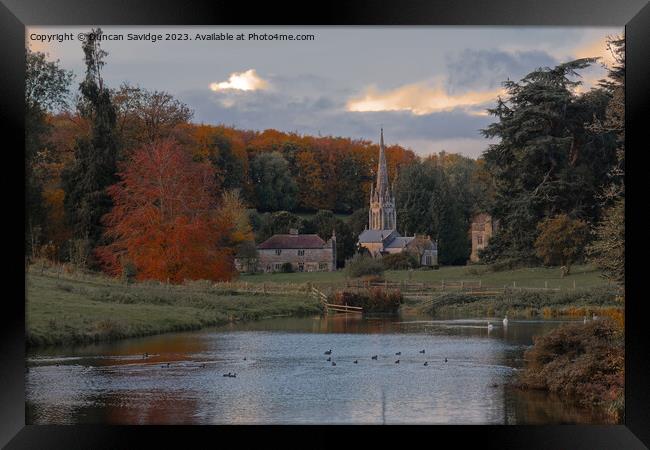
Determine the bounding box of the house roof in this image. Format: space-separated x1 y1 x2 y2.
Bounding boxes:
257 234 327 250
358 229 399 243
385 236 415 248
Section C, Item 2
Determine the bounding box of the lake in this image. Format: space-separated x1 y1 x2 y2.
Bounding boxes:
26 313 612 424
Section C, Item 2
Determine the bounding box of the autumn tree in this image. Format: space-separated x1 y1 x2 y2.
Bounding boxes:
112 83 193 151
62 28 120 264
96 139 236 283
586 198 624 284
534 214 589 275
25 49 73 259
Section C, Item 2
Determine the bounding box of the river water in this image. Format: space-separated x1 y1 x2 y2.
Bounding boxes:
26 313 612 424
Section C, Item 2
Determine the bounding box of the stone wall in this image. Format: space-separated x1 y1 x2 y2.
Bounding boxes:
257 248 334 272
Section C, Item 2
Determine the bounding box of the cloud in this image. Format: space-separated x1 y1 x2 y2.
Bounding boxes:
209 69 269 92
445 49 558 93
572 36 616 67
346 80 502 116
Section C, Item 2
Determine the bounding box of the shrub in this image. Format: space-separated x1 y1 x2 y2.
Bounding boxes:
382 252 419 270
345 254 384 279
331 287 403 313
516 319 624 421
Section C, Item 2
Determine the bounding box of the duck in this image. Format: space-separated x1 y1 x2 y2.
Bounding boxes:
395 360 400 364
395 352 401 356
201 363 206 368
503 316 509 327
423 362 428 366
229 373 237 378
444 358 448 363
371 355 378 360
331 362 336 366
243 357 247 361
324 349 332 355
353 360 358 364
223 372 230 377
326 357 331 362
419 349 425 354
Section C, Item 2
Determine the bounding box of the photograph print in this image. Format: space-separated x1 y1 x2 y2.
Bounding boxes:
25 25 625 425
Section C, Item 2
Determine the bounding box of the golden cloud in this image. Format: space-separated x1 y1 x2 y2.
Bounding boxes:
209 69 269 92
346 81 503 115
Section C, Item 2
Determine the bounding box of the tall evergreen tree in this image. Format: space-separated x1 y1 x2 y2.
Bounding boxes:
62 28 120 264
480 59 617 263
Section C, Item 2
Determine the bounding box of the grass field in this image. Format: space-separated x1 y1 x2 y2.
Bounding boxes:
26 269 321 347
239 264 609 290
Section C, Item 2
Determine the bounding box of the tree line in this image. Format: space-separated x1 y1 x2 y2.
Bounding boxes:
25 28 624 285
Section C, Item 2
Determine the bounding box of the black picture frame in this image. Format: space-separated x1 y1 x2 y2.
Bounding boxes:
2 0 648 448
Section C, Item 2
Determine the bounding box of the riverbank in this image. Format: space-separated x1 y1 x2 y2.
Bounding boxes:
513 318 624 423
26 270 322 347
408 287 623 321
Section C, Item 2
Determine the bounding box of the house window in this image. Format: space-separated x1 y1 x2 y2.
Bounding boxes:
298 263 304 272
275 249 282 255
426 255 432 265
319 262 328 270
274 263 282 271
477 235 483 245
298 249 305 256
266 265 271 272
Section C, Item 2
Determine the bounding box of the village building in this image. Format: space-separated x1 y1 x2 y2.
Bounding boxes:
240 228 336 273
469 212 498 263
358 129 438 267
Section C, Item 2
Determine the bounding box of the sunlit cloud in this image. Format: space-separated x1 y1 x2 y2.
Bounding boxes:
346 80 503 116
209 69 269 92
573 36 615 67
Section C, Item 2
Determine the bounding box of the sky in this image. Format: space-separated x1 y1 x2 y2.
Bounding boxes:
27 26 621 158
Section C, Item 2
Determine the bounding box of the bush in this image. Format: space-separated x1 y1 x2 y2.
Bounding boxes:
280 262 294 273
331 287 403 313
516 319 624 421
345 254 384 279
382 252 419 270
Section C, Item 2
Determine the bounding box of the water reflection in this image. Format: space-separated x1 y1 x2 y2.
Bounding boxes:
26 314 609 424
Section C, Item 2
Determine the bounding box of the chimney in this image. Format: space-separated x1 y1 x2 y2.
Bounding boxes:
289 228 299 235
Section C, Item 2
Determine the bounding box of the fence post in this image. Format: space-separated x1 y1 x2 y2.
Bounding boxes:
479 280 482 288
573 280 576 290
545 281 548 290
513 281 516 288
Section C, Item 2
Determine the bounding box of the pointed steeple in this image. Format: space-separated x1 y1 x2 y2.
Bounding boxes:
376 128 389 197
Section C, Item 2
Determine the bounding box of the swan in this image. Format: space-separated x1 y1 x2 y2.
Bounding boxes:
593 313 598 321
487 322 494 331
583 316 588 324
503 316 509 327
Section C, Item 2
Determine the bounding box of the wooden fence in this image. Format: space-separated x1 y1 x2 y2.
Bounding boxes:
310 286 363 314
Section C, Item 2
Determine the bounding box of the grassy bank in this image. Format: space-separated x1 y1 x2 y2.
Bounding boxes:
410 287 623 320
240 264 608 290
514 319 624 423
26 269 321 347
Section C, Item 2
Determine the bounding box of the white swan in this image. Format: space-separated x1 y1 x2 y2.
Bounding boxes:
503 316 509 327
592 313 598 321
583 316 588 324
487 322 494 331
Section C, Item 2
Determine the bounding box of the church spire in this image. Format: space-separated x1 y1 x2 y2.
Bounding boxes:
376 127 389 197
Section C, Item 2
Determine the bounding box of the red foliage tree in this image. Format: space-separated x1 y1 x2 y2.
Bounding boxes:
96 139 236 283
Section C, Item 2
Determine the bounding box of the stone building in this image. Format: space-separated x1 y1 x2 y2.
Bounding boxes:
252 229 336 273
358 129 437 267
469 212 498 263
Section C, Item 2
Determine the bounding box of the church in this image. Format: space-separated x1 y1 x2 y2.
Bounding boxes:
358 129 438 267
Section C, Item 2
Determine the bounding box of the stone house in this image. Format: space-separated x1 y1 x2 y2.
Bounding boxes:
357 129 437 267
469 212 498 263
250 229 336 273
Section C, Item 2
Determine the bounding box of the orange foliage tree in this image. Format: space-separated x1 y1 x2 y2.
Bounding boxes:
96 139 237 283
